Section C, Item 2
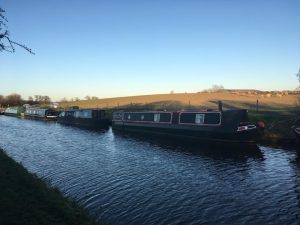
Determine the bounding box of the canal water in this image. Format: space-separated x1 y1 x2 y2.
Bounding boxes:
0 116 300 225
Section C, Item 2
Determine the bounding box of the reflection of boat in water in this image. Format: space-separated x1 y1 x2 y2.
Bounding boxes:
292 117 300 141
25 107 59 121
58 109 110 129
293 126 300 139
113 129 264 159
112 109 264 144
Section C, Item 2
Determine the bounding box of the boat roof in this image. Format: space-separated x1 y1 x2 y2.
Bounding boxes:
115 109 247 113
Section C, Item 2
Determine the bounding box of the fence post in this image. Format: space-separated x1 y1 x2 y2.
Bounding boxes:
256 99 259 113
218 101 223 111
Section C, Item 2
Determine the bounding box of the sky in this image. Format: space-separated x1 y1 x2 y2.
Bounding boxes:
0 0 299 101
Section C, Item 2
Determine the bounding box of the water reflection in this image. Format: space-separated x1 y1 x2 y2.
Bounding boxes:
113 130 264 161
0 116 299 225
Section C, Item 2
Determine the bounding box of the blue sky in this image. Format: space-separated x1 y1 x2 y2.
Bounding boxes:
0 0 299 101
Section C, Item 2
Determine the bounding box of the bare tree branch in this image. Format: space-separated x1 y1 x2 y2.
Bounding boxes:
0 7 34 54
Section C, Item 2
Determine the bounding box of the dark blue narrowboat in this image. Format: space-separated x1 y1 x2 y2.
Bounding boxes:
25 107 59 120
112 109 264 143
57 109 110 129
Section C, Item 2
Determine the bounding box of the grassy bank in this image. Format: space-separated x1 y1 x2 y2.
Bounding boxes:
249 109 299 144
0 149 97 225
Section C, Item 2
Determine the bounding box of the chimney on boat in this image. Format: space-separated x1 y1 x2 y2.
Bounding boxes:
218 101 223 111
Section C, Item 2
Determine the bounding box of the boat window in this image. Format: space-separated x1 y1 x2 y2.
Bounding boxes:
92 110 98 119
101 111 105 118
180 112 220 125
195 114 205 124
86 110 92 118
74 111 80 118
113 112 123 121
141 115 144 120
160 113 172 122
83 111 88 118
154 113 160 122
128 115 131 120
77 110 92 119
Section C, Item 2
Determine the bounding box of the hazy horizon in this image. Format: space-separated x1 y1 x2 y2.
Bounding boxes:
1 0 299 101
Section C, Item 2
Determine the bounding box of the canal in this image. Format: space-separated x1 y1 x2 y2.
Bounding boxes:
0 116 299 225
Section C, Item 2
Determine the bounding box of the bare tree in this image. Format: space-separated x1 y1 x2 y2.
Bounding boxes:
27 96 34 104
211 85 224 91
33 95 51 104
297 68 300 84
60 97 68 102
5 93 23 106
0 7 34 54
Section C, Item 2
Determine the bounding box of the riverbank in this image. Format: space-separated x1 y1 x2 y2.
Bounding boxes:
0 148 97 225
249 109 299 145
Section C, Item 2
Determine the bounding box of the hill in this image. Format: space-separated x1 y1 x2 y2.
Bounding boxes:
60 90 299 111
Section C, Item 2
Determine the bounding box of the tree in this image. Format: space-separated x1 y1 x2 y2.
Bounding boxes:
0 95 4 106
5 93 23 106
41 95 51 104
297 68 300 84
60 97 68 102
33 95 51 104
27 96 34 104
211 85 224 91
0 7 34 54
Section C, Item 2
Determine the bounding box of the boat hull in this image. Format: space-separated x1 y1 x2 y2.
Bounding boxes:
24 115 58 121
4 113 19 117
57 117 110 129
112 121 261 143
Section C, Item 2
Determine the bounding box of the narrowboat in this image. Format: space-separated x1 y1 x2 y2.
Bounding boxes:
24 107 59 120
57 109 110 129
112 109 265 143
4 106 26 117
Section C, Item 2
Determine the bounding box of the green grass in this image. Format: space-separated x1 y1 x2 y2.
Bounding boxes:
248 108 300 141
0 149 98 225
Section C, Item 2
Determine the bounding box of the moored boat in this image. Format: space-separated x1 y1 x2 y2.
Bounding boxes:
57 109 110 129
112 109 264 143
4 106 26 117
24 107 59 120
